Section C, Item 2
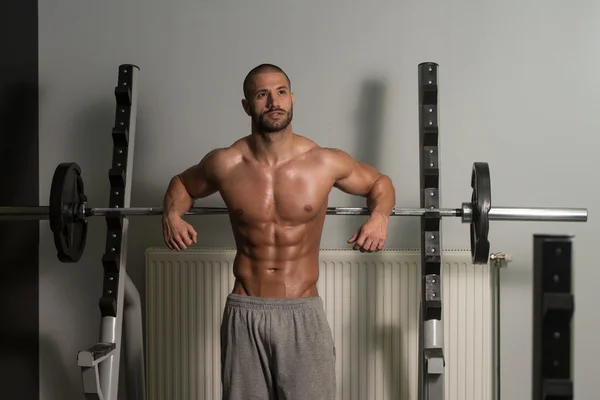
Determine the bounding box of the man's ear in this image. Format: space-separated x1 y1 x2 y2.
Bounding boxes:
291 92 295 105
241 98 250 116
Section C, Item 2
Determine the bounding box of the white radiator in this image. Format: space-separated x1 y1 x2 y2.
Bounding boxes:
145 247 498 400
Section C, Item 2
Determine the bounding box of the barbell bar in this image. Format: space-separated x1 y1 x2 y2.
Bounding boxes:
0 205 587 221
0 161 588 264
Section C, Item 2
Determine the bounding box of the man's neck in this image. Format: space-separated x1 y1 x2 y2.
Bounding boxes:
249 127 295 166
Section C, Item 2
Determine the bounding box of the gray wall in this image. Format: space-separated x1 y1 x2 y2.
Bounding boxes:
39 1 599 399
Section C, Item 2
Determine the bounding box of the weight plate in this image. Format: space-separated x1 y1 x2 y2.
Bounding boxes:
49 162 88 262
470 162 491 264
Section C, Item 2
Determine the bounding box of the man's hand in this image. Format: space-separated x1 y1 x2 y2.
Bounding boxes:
162 212 198 250
347 212 389 252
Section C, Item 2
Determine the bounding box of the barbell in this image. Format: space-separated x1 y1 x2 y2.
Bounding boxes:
0 161 588 264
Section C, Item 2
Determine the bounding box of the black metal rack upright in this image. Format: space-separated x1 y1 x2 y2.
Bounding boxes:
533 234 574 400
76 64 145 400
417 62 445 400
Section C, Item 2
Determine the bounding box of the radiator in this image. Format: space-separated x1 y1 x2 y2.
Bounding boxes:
145 247 498 400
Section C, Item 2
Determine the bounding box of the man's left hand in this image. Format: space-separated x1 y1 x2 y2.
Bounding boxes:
347 212 389 252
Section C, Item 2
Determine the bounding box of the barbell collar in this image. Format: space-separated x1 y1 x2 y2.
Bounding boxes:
461 202 473 223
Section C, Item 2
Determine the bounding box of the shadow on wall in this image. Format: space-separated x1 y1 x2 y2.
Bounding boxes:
341 77 405 398
348 76 420 244
351 77 386 170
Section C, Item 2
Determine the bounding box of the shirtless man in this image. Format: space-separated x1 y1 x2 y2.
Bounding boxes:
161 64 396 400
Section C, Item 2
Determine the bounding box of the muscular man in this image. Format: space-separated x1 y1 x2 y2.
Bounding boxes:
162 64 396 400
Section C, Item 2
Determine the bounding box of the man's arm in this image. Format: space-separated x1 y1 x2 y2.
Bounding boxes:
326 148 396 217
163 149 221 217
324 148 396 252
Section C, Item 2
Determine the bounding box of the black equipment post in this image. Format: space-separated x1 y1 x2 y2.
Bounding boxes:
76 64 142 400
533 234 574 400
418 62 445 400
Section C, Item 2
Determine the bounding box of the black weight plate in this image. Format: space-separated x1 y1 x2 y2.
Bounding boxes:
49 162 88 262
470 162 491 264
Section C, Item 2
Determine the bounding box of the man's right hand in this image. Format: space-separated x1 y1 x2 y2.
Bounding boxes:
162 213 198 250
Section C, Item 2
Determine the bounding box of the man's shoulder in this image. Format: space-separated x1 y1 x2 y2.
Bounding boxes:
292 134 342 159
308 145 352 165
201 140 245 173
218 135 253 156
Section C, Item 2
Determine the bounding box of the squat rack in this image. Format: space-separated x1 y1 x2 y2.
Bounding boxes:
70 63 574 400
76 64 146 400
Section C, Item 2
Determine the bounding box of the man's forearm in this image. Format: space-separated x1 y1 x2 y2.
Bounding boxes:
367 174 396 217
163 175 194 217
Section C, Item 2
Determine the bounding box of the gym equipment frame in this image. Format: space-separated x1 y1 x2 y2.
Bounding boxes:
0 63 585 400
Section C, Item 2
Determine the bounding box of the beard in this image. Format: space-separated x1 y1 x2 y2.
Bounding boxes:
253 106 293 133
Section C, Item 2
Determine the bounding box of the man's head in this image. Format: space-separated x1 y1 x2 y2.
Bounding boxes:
242 64 294 134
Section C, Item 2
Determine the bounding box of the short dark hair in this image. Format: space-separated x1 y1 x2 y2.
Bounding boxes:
243 63 291 100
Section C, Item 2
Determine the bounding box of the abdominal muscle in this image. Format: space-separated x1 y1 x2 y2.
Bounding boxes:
229 219 324 298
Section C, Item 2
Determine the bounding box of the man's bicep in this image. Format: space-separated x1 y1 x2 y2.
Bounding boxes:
329 149 381 196
178 150 221 199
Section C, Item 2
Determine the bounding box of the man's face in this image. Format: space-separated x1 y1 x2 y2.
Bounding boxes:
243 72 294 133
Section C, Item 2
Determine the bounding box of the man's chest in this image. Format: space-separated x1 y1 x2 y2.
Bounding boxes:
218 165 334 222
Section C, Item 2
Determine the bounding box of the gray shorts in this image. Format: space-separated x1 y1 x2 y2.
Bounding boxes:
220 293 336 400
